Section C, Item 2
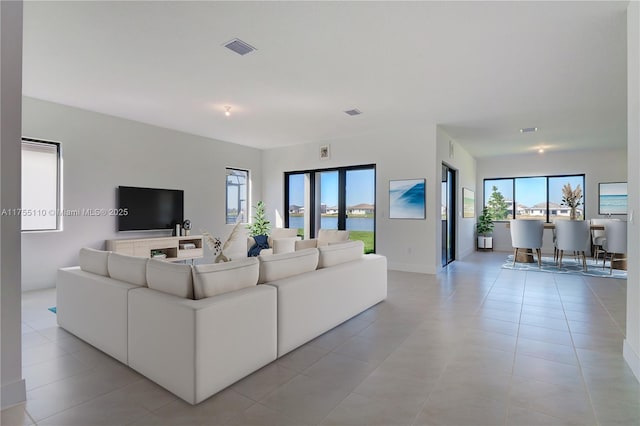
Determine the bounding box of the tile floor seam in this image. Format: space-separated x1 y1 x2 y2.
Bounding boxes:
553 273 601 426
584 279 627 337
31 376 147 424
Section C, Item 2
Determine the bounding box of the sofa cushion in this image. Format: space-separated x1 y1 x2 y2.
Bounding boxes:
147 259 194 299
79 248 110 276
317 229 350 247
107 252 148 286
272 238 297 254
258 248 319 283
318 240 364 269
192 257 259 300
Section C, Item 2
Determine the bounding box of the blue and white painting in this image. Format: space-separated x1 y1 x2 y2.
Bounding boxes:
389 179 426 219
599 182 627 215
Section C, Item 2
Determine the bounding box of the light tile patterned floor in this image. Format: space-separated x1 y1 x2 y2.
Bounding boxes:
3 251 639 425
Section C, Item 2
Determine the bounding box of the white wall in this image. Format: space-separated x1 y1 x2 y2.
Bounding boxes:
1 0 27 409
476 149 627 254
262 126 440 274
624 0 640 381
21 97 262 291
436 127 477 261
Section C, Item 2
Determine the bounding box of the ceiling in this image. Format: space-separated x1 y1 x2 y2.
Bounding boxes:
22 1 629 158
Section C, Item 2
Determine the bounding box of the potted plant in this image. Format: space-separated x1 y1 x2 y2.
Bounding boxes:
476 206 494 250
247 201 271 256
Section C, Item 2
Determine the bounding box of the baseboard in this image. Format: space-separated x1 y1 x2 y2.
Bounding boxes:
1 378 26 410
387 262 435 274
623 339 640 382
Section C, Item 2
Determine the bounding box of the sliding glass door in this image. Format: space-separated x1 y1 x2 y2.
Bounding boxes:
285 165 375 253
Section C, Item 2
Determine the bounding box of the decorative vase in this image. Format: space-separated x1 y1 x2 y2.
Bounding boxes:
570 207 577 220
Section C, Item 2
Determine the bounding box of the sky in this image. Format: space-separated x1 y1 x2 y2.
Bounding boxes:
289 169 375 207
484 175 585 207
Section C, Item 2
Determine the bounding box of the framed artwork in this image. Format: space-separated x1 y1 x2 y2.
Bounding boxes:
389 179 425 219
463 188 475 218
599 182 627 215
320 144 330 160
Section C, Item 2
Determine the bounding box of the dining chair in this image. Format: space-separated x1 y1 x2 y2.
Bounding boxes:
602 220 627 274
510 219 544 267
590 218 620 264
555 220 591 270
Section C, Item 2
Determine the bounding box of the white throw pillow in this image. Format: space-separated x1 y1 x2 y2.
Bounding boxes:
272 238 297 254
268 228 299 247
258 248 319 283
192 258 259 300
107 252 148 286
147 259 194 299
295 239 317 251
317 229 350 247
79 247 110 276
318 240 364 269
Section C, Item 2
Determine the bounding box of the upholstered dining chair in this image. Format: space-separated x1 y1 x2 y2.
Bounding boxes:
590 218 620 264
510 220 544 267
555 220 591 270
602 220 627 274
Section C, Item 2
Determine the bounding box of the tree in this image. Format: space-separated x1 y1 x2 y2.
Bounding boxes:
487 185 510 220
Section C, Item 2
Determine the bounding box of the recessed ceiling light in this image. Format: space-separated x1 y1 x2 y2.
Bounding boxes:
538 148 545 153
223 38 257 56
520 127 538 133
344 109 362 116
224 106 231 117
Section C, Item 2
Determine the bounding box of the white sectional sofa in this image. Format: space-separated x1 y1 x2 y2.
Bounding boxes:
56 240 387 404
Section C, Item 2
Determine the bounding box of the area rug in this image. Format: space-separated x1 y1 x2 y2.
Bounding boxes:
502 255 627 279
48 306 56 314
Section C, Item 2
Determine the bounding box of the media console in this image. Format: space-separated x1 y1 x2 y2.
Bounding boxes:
106 235 204 262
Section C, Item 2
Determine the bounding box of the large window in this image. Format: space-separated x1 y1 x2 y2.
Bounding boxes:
226 168 248 224
484 174 585 222
21 139 61 231
285 164 376 253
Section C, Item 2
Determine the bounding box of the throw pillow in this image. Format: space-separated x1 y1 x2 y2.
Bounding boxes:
317 240 364 269
79 247 110 276
272 238 297 254
147 259 194 299
107 252 148 286
192 258 259 300
317 229 350 247
257 248 319 283
248 235 269 257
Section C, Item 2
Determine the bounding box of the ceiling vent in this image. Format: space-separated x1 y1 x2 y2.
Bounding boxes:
223 38 257 56
520 127 538 133
344 109 362 116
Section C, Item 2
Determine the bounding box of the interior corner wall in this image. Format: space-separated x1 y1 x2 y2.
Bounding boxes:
476 149 627 254
261 126 439 274
436 127 477 262
624 0 640 382
21 97 262 291
1 0 27 409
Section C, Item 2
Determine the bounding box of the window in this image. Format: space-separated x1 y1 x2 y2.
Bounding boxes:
226 168 248 224
21 139 61 231
285 165 376 253
483 174 585 222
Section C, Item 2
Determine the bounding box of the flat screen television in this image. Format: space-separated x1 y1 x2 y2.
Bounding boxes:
117 186 184 231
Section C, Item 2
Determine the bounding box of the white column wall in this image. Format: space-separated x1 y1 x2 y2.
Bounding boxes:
1 0 27 409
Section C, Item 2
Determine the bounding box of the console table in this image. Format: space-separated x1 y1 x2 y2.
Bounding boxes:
106 235 204 262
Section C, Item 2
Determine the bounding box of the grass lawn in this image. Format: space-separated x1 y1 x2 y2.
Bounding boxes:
348 231 375 253
296 229 375 253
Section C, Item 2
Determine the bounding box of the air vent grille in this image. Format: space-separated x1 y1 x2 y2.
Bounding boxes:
223 38 257 56
520 127 538 133
344 109 362 116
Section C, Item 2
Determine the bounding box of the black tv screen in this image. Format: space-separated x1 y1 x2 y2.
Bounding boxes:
117 186 184 231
